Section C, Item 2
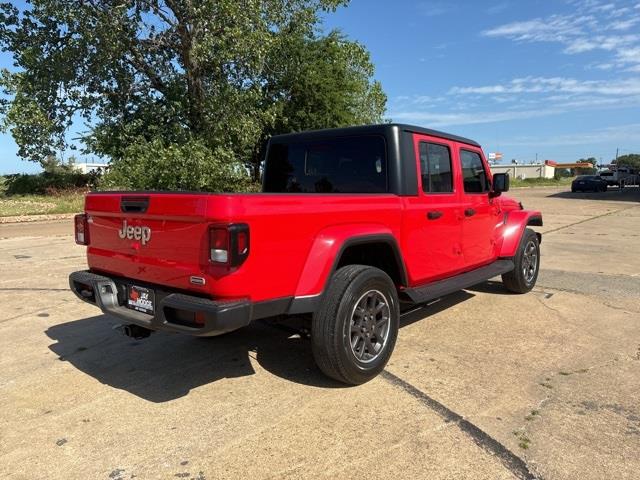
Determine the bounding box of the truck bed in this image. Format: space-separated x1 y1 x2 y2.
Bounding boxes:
85 192 403 302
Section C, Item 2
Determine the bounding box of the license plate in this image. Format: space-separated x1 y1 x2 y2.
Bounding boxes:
578 182 585 184
126 285 155 315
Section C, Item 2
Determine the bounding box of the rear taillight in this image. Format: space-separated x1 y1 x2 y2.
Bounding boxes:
74 214 89 245
209 223 250 267
210 227 229 263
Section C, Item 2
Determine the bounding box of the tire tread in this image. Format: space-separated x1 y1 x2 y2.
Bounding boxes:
502 228 539 294
312 265 398 384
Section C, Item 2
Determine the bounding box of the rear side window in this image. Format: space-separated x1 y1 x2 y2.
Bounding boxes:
419 142 453 193
460 150 490 193
263 136 387 193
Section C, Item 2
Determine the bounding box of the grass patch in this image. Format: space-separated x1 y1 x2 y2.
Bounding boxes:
0 191 85 217
513 430 532 450
510 176 575 188
525 410 540 421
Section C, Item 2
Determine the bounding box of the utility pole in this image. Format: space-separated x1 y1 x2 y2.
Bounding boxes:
615 148 619 164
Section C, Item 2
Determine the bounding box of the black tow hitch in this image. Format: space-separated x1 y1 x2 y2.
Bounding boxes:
115 324 153 339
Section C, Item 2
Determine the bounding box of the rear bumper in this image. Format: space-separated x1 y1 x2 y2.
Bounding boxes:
69 270 252 336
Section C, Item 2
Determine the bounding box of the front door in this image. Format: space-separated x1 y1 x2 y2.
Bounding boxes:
457 147 500 268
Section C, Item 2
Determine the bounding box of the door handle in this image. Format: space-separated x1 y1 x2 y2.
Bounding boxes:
427 210 443 220
464 208 476 217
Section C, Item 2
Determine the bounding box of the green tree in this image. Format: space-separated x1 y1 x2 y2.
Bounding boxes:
0 0 386 190
575 157 597 175
614 154 640 170
577 157 597 166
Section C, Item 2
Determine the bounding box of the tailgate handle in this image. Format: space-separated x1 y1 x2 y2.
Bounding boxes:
121 197 149 213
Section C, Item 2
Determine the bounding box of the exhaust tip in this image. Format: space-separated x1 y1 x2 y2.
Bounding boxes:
115 324 152 339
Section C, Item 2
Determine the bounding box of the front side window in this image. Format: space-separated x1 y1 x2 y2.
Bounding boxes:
460 150 490 193
419 142 453 193
263 136 387 193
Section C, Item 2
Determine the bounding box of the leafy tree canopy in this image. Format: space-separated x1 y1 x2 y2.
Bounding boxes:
577 157 597 166
614 153 640 170
0 0 386 190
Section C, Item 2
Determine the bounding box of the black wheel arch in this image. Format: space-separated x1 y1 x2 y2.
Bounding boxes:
526 215 543 227
330 234 409 289
287 234 408 316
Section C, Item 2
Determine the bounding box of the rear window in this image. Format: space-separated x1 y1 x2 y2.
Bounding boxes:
263 136 387 193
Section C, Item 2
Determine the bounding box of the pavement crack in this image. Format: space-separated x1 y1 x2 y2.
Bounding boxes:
535 295 564 316
601 301 639 314
543 204 640 235
515 395 553 453
381 370 542 480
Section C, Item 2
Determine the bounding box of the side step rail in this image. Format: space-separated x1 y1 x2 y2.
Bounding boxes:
404 259 515 304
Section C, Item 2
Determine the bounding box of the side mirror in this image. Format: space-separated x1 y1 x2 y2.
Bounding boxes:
490 173 509 197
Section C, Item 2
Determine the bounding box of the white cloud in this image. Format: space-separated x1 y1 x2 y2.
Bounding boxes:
482 15 595 43
390 108 564 128
449 76 640 96
391 76 640 127
487 2 511 15
483 1 640 70
616 46 640 64
501 123 640 146
610 18 639 29
393 1 640 130
417 2 455 17
394 94 445 105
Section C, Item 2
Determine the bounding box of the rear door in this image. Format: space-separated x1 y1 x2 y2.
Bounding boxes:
457 146 501 268
402 134 465 284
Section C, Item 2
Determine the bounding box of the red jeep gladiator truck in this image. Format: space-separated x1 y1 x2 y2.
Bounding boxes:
70 124 542 385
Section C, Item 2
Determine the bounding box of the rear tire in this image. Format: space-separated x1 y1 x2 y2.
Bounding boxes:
312 265 399 385
502 228 540 294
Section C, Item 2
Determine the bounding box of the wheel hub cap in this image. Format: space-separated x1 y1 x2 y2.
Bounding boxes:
348 289 391 363
522 240 538 284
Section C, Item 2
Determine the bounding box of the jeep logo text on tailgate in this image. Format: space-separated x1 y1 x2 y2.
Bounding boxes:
118 219 151 245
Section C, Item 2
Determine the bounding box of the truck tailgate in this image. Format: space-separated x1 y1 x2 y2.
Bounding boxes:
85 193 212 292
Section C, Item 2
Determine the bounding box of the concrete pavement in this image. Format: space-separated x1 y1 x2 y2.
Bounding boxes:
0 186 638 480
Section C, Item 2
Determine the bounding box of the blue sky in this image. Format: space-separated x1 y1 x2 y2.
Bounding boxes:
2 0 640 173
324 0 640 164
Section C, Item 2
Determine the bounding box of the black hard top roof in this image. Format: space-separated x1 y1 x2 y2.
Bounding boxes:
270 123 480 147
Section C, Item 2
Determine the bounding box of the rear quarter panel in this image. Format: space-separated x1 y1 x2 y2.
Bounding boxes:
210 194 403 301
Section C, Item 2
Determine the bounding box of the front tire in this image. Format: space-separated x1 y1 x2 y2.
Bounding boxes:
312 265 399 385
502 228 540 294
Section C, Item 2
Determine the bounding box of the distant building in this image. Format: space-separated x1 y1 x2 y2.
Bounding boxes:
75 162 109 174
490 162 555 179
